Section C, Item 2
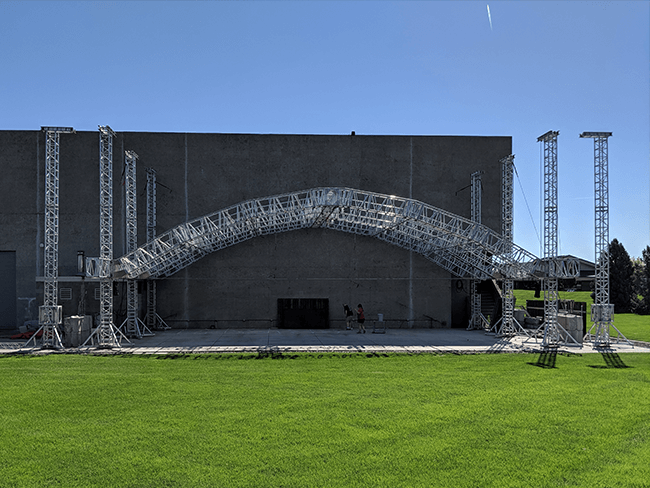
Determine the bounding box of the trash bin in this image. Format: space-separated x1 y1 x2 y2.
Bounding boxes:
63 315 92 347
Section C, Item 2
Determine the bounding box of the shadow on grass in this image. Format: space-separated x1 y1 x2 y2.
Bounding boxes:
589 350 631 369
528 347 558 369
143 351 395 360
147 351 301 360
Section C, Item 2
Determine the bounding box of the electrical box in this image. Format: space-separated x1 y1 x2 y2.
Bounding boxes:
39 305 62 325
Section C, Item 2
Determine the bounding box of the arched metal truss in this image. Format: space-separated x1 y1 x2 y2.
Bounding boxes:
113 187 578 282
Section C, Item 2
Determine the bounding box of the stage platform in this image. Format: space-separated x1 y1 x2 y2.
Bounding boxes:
1 327 648 355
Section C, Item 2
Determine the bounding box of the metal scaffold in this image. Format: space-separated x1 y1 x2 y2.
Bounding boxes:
580 132 630 347
500 155 516 332
19 126 594 348
491 155 529 337
144 168 169 331
471 171 483 226
537 131 579 347
113 187 579 284
467 171 488 330
25 127 75 349
118 151 153 338
82 126 128 348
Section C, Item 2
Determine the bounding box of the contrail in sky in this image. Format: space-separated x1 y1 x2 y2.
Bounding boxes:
487 4 493 32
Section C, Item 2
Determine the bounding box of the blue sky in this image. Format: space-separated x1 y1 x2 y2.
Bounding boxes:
1 1 648 260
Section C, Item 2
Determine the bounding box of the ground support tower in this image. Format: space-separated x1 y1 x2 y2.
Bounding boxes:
82 126 128 348
118 151 153 338
24 127 74 349
536 131 579 347
490 155 529 337
144 168 170 331
580 132 630 347
467 171 488 330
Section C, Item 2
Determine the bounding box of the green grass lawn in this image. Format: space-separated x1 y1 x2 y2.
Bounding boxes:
1 353 649 487
513 289 650 343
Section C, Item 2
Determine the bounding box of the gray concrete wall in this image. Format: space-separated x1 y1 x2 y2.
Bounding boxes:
0 130 510 329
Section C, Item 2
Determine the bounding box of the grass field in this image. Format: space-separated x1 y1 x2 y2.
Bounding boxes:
513 289 650 343
1 352 649 487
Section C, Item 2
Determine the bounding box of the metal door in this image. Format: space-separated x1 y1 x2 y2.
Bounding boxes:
0 251 17 330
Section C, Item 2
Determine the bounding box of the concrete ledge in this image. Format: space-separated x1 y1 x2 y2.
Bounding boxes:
2 328 649 355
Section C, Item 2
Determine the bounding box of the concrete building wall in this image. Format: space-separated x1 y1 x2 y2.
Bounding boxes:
0 130 511 329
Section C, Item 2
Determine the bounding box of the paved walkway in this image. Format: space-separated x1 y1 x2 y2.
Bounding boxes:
1 327 648 355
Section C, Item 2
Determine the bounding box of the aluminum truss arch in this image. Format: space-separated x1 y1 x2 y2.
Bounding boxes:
113 187 578 282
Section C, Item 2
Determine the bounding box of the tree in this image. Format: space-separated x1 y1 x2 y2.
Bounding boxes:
608 239 634 313
631 257 645 313
635 246 650 315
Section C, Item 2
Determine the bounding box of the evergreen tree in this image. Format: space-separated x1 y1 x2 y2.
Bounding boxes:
641 246 650 315
608 239 634 313
631 255 648 313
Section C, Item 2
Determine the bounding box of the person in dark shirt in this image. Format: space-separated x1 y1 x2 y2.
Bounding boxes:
356 304 366 334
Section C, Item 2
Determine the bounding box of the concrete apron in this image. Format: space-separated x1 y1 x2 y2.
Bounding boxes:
2 328 649 355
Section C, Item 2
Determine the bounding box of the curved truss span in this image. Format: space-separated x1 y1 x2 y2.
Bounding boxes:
113 187 577 281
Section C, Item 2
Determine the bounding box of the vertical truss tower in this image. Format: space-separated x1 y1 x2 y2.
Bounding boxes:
470 171 483 226
144 168 170 331
119 151 152 338
538 131 561 346
145 168 157 331
497 154 526 336
488 155 528 336
25 127 74 349
580 132 629 346
467 171 487 330
125 151 138 337
537 131 578 347
83 126 125 347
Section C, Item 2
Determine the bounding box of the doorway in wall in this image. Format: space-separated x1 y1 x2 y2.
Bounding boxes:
277 298 329 329
0 251 16 330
